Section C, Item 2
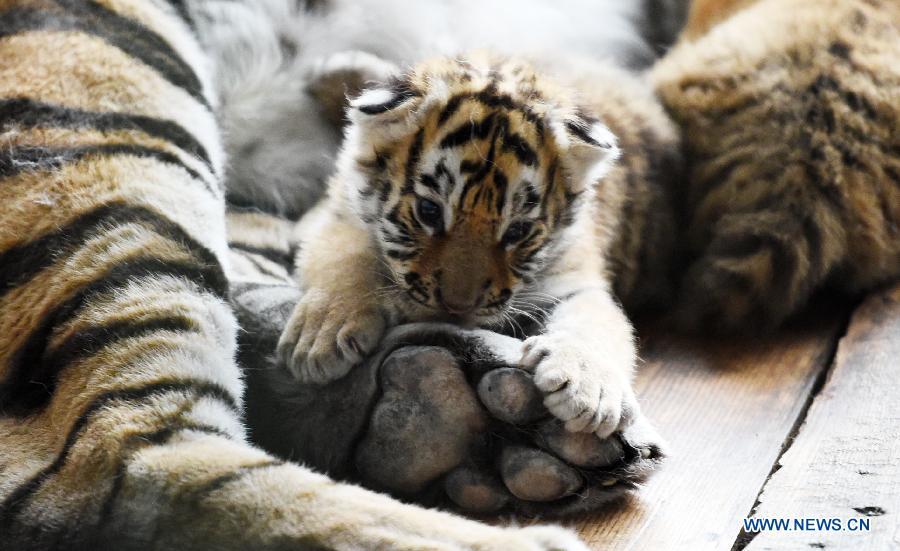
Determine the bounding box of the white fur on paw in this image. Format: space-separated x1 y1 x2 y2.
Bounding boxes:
514 525 590 551
520 333 637 439
276 290 385 385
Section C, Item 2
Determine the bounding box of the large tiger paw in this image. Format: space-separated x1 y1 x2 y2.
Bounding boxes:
236 285 666 519
276 289 385 384
347 327 665 517
521 333 638 438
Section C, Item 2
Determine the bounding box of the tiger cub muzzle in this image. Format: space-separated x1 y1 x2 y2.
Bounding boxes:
406 226 514 319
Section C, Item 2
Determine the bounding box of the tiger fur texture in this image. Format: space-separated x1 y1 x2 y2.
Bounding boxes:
7 0 895 545
276 53 681 441
654 0 900 331
0 0 593 548
192 0 666 218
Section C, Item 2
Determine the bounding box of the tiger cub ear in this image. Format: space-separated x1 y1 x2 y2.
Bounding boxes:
555 113 620 192
307 50 400 128
348 78 422 142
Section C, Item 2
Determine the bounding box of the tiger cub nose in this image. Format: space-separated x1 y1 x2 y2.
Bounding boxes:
436 279 489 315
439 295 479 315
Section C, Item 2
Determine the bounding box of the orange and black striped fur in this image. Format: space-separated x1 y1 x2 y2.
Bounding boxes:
277 54 680 440
0 1 591 548
654 0 900 331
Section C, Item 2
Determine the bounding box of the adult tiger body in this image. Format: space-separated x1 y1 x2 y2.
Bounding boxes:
655 0 900 331
0 1 587 548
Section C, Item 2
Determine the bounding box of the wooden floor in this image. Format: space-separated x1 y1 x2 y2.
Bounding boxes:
573 283 900 550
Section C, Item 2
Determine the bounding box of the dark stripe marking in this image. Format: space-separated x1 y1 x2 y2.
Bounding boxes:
228 242 293 268
0 143 216 195
385 248 417 261
403 129 425 194
459 117 504 207
225 193 285 217
565 120 602 147
0 379 239 525
356 80 419 115
460 159 480 174
828 41 851 59
714 230 797 303
435 85 545 137
501 131 538 166
0 98 212 170
380 230 414 246
235 250 291 280
437 94 465 125
0 202 223 300
1 257 228 414
804 162 847 214
473 88 544 130
801 215 824 285
157 0 195 30
188 460 284 498
433 159 456 197
492 169 508 215
40 316 198 390
0 1 210 108
356 93 415 115
419 173 442 193
710 233 771 260
439 114 496 149
96 421 231 528
691 154 753 205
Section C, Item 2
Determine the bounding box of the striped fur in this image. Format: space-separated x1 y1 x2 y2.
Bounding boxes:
573 62 682 312
278 54 655 440
654 0 900 331
192 0 660 217
0 1 589 549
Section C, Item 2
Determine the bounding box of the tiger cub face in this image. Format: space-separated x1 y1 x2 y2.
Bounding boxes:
337 54 619 324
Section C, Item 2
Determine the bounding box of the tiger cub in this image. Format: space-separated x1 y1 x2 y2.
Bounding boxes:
654 0 900 331
278 53 646 438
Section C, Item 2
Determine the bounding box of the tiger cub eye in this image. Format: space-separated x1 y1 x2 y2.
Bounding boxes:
502 221 533 246
416 197 443 228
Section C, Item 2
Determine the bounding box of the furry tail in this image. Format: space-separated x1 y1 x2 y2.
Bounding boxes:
675 199 844 332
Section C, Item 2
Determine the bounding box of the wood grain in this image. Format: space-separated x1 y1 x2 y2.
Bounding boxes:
573 302 848 550
744 284 900 551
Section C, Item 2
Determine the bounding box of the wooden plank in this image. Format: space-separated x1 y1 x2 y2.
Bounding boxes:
744 284 900 551
574 301 848 550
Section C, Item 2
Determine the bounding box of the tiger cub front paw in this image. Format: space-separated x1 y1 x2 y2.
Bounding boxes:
277 289 386 385
520 333 637 439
